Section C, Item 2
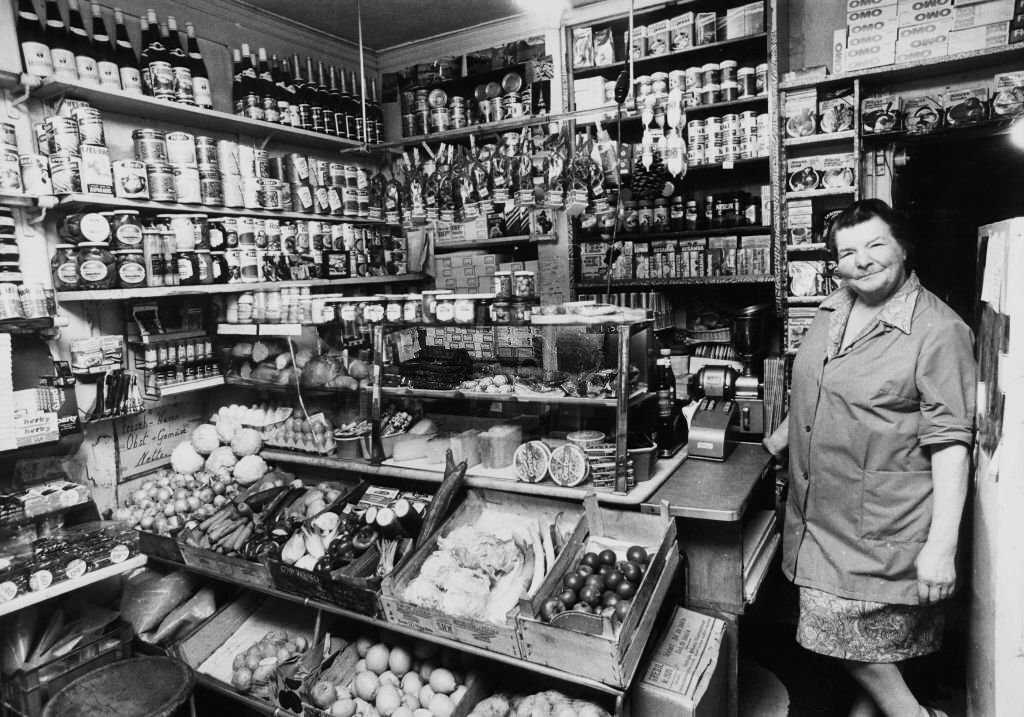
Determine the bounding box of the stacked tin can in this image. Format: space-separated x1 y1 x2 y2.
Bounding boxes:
39 102 114 197
9 118 53 197
685 110 770 166
0 123 24 196
131 128 174 202
224 286 312 324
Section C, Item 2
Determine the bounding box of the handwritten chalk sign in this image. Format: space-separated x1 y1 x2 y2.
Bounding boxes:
115 394 204 481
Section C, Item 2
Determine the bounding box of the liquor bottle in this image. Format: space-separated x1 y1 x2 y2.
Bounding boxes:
184 22 211 109
67 0 99 84
337 67 355 139
406 150 426 225
384 164 403 226
368 78 382 144
44 0 76 82
90 3 118 89
165 16 193 104
144 10 173 99
138 11 152 93
239 44 262 120
17 0 53 78
230 47 243 115
655 348 676 452
256 48 278 123
316 61 335 137
271 54 291 125
305 57 324 133
327 65 346 139
113 8 141 94
277 55 299 128
291 54 311 130
350 70 365 142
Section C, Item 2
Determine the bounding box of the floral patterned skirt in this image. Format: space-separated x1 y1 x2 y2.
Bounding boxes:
796 587 945 662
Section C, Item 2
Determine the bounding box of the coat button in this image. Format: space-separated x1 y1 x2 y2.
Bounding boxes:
804 425 811 432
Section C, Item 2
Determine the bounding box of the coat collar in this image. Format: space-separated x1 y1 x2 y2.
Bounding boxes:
819 272 922 335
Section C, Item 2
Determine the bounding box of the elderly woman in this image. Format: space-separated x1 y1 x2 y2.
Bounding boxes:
764 200 975 717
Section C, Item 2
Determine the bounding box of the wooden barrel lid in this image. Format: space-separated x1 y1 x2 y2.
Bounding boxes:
41 656 195 717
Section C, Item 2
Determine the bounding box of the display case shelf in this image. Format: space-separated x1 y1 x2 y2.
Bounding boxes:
217 323 306 337
0 317 54 333
686 156 769 172
576 95 769 124
57 194 385 225
379 385 649 408
55 274 425 302
576 274 776 291
786 295 827 305
155 376 225 396
381 109 578 149
783 130 855 147
0 192 45 208
785 242 828 253
595 226 773 243
785 187 856 199
0 554 147 618
573 33 769 79
34 79 374 153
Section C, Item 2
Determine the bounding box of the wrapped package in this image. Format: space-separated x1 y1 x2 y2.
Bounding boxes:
120 570 197 634
151 587 217 645
479 426 523 469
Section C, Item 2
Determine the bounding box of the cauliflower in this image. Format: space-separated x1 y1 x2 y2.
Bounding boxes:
190 424 220 455
403 577 443 609
171 442 204 475
215 417 242 444
233 454 268 485
418 551 462 582
231 428 263 457
205 445 237 474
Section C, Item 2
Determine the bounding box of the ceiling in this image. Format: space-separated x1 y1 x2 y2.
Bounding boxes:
244 0 528 51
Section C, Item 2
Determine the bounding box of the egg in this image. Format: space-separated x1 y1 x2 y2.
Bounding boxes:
428 668 456 695
365 644 391 675
353 671 379 702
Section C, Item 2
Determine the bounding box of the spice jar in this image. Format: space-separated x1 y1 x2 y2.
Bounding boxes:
114 248 146 288
51 244 79 290
513 270 535 298
76 242 115 289
493 271 513 299
109 210 143 249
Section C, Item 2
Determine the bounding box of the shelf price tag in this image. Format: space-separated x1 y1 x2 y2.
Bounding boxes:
723 160 735 170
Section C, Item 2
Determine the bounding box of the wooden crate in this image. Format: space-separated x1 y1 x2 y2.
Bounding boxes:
515 497 679 688
266 547 382 617
178 543 273 589
380 489 583 659
136 529 183 563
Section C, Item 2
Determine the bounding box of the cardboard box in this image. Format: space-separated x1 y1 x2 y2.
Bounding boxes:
944 86 990 126
954 0 1014 30
898 0 955 23
896 41 949 63
848 18 899 37
948 20 1010 51
630 608 728 717
647 19 671 55
847 0 898 10
898 17 954 39
833 28 847 73
848 4 899 24
844 42 896 70
671 12 695 50
572 26 595 68
896 32 949 55
861 93 902 132
903 93 945 133
992 70 1024 116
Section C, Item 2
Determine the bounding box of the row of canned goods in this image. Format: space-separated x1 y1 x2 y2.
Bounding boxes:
139 338 216 369
224 287 312 324
0 283 56 321
684 111 770 164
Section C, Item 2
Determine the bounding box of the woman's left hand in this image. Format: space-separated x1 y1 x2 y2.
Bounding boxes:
915 541 957 604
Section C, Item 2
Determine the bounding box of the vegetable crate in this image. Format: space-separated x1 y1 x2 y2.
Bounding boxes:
380 489 582 659
177 543 274 589
266 546 382 617
515 497 679 688
136 529 183 563
0 622 132 717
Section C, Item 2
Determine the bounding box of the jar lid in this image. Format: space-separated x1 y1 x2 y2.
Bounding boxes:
111 210 140 216
147 163 173 171
211 251 226 256
737 66 755 75
421 289 453 296
404 294 421 300
55 243 77 249
77 241 110 247
112 249 143 254
720 60 738 68
701 62 720 70
512 270 534 275
195 249 211 254
651 71 668 80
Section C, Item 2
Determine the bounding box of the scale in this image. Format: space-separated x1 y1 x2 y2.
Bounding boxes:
687 304 770 462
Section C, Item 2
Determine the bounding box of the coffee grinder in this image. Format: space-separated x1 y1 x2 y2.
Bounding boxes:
687 304 770 461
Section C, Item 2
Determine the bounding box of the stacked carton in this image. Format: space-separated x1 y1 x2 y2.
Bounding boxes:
950 0 1015 51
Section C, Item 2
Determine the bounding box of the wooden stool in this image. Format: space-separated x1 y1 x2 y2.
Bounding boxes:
41 656 196 717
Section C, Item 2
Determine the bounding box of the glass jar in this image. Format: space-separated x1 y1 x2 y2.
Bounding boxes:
210 251 229 283
195 249 214 284
77 242 115 289
60 212 110 244
622 201 639 232
109 210 143 250
493 271 513 299
176 249 200 286
421 289 452 322
403 294 422 322
361 296 385 324
51 244 79 290
474 297 492 324
382 294 405 323
653 199 668 232
114 248 146 288
336 297 363 339
637 200 654 232
490 300 512 324
453 294 476 324
510 299 533 324
513 270 535 298
669 196 685 232
434 295 457 323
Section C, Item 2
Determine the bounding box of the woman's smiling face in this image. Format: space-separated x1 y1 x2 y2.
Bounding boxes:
834 216 909 306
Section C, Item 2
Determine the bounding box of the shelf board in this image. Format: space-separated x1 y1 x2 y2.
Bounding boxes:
860 116 1017 145
73 364 123 375
57 194 384 226
593 226 773 243
34 79 378 153
785 187 856 199
83 408 145 424
155 376 225 396
786 295 827 305
576 274 776 291
379 386 649 409
783 129 855 147
573 95 769 124
686 156 769 172
381 110 576 149
0 554 146 618
434 234 538 253
573 33 769 79
0 316 54 333
55 274 425 302
785 242 828 253
0 192 45 208
148 554 627 697
217 323 305 337
780 43 1024 90
261 448 686 508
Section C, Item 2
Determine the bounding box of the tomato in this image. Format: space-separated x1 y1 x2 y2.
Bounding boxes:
597 563 614 577
564 573 585 591
558 588 577 606
599 549 618 566
604 570 624 590
614 599 631 622
620 562 643 585
585 573 606 590
580 552 601 568
626 545 648 564
616 580 637 599
579 585 602 606
540 598 566 622
602 591 620 608
576 564 594 577
572 602 593 613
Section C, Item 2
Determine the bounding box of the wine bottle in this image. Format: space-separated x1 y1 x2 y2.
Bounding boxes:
144 10 173 99
327 65 346 139
239 44 262 120
337 67 354 139
316 61 335 136
230 47 243 115
271 54 291 125
291 54 311 130
369 78 382 144
67 0 99 84
165 16 193 105
655 348 677 454
138 11 152 94
113 8 141 94
184 22 211 109
256 48 278 123
44 0 76 82
350 70 365 142
305 57 324 133
17 0 53 78
90 3 119 89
